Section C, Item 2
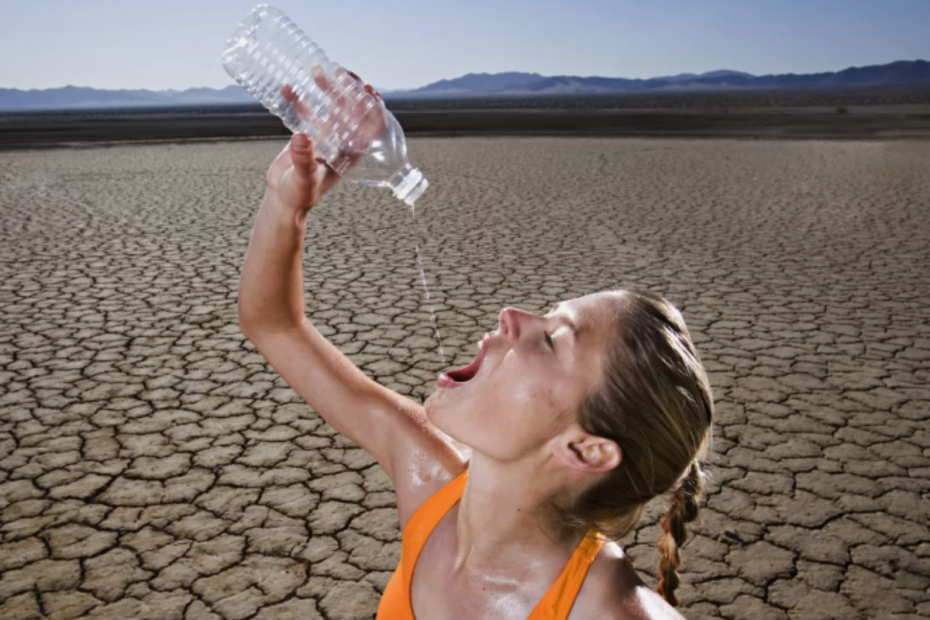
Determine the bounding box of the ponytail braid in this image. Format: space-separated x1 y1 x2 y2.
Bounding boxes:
656 462 704 607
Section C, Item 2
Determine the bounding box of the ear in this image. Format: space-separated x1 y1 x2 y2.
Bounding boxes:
553 429 622 474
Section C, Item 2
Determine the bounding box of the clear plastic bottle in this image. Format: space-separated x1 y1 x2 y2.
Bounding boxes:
222 4 428 206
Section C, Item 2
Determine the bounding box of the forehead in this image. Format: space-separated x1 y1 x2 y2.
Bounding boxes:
554 291 625 335
549 294 623 397
551 292 625 380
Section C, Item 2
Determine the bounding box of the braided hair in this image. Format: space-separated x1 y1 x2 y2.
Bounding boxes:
657 462 706 606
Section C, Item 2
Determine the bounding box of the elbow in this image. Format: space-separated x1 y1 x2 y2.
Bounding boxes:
238 304 304 344
238 317 255 342
239 314 273 351
238 318 258 344
237 288 305 340
237 293 261 342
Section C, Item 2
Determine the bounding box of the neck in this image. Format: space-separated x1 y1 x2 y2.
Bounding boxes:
451 452 586 578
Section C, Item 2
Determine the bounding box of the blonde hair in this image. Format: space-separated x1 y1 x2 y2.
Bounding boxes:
545 290 713 607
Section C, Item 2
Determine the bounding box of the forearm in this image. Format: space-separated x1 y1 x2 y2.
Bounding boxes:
238 197 310 334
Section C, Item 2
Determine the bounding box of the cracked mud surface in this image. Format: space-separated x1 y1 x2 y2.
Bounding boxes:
1 138 929 620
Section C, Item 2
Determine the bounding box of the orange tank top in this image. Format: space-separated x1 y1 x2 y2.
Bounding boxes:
375 468 606 620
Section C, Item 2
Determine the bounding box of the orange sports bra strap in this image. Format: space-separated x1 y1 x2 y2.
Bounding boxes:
528 532 606 620
401 468 470 574
553 533 606 619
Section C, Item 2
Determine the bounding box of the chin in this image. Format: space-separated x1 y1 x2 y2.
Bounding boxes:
422 393 462 436
423 392 438 417
422 392 448 423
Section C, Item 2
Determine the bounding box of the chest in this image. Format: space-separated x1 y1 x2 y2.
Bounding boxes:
408 517 601 620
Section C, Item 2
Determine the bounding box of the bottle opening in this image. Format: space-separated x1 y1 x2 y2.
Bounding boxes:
393 167 429 207
403 176 429 207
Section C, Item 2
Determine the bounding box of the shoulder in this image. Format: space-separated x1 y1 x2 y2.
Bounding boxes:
614 587 686 620
573 541 685 620
389 418 470 531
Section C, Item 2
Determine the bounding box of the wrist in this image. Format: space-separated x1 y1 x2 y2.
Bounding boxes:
261 193 312 226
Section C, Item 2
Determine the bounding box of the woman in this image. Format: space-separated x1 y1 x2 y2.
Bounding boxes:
239 75 713 620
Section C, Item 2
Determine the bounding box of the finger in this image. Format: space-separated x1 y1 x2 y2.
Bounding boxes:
337 70 381 121
335 66 354 84
341 69 381 105
342 69 377 102
332 67 361 110
311 66 382 146
344 75 377 120
312 65 354 118
311 64 334 94
364 83 384 104
351 94 387 144
280 84 312 121
288 133 319 183
335 67 375 111
345 70 383 104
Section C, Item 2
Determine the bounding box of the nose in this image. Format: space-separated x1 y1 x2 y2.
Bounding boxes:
498 307 536 340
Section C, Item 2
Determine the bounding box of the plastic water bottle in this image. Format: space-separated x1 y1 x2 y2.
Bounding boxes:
221 4 428 206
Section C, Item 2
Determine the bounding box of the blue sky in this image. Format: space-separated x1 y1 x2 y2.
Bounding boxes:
1 0 928 91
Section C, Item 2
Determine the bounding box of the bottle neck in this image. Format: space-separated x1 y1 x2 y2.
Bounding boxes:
391 164 429 207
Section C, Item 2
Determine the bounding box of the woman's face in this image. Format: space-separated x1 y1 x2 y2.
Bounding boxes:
424 291 625 462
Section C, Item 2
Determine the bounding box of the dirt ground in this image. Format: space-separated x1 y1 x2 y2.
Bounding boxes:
1 138 928 619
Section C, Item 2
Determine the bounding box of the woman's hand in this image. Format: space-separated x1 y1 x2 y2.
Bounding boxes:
263 68 386 215
264 132 339 214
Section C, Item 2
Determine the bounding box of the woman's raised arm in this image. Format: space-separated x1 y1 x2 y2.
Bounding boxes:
238 130 462 489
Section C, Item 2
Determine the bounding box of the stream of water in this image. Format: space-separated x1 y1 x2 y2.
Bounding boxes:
410 205 446 364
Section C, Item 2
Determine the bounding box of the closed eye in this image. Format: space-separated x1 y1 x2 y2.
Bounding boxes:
544 331 555 350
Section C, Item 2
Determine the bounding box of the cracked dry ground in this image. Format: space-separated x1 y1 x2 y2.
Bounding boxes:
0 137 929 620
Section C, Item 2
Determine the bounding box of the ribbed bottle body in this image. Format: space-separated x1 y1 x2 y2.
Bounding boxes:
222 4 428 204
222 4 375 174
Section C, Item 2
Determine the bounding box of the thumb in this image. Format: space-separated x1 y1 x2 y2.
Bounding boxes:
288 133 319 184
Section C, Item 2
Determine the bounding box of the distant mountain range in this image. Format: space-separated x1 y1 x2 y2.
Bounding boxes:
404 60 930 96
405 69 760 96
0 85 255 111
2 60 928 111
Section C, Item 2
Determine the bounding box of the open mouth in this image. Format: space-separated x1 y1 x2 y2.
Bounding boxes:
438 334 490 387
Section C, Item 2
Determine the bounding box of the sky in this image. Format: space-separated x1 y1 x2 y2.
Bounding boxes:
1 0 929 92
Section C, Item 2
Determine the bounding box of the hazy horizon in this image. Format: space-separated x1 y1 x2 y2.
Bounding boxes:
2 0 930 91
4 59 929 94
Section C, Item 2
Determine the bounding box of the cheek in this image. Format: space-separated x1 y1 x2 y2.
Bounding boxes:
491 362 567 417
483 371 571 442
423 358 577 457
424 385 543 460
